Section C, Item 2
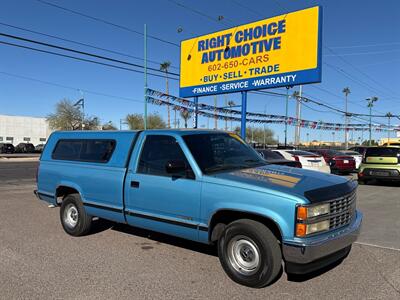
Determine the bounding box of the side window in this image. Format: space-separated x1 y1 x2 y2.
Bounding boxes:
137 135 192 178
52 139 116 163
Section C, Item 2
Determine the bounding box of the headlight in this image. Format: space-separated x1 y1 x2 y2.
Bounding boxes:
295 204 331 237
296 203 330 220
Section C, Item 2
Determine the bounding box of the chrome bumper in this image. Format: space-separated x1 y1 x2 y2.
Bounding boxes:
282 210 362 264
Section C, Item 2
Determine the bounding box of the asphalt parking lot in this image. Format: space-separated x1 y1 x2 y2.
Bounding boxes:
0 161 399 299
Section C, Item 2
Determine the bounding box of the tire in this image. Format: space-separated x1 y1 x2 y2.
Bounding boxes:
217 219 282 288
60 193 92 236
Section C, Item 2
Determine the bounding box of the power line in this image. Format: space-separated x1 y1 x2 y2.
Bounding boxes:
0 21 179 70
324 46 400 98
328 41 400 49
0 40 179 81
35 0 179 47
167 0 230 24
0 32 180 77
0 70 144 103
323 48 400 57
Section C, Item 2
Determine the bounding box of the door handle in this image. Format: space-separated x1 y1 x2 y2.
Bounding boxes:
131 181 140 188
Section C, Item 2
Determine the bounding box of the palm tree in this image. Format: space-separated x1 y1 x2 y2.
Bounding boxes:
180 108 192 128
160 61 171 128
342 87 351 149
228 100 235 131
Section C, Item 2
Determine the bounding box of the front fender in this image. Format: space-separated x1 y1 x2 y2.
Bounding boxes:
201 183 298 239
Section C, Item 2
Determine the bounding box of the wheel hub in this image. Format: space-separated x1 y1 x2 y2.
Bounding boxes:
227 236 261 275
64 204 79 228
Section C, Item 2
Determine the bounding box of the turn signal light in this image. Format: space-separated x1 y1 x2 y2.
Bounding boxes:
296 206 307 220
296 223 306 237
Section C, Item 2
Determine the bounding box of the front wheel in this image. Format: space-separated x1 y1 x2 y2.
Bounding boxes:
217 219 282 288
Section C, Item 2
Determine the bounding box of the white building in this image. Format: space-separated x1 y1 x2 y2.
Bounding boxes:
0 114 52 146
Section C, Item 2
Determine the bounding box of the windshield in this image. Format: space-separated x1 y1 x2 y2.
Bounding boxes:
341 151 360 155
365 147 400 157
259 150 284 160
287 150 316 156
183 133 266 174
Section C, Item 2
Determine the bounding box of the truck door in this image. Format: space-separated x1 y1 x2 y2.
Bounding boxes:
125 134 201 241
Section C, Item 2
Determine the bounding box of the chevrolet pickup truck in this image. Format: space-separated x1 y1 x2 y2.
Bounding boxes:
35 130 362 288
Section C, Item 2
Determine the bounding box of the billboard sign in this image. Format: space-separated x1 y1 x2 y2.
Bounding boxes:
179 6 322 98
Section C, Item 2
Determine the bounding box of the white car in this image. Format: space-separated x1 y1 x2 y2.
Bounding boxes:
339 150 363 169
272 149 331 173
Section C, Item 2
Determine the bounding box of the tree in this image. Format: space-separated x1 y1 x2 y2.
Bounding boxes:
180 108 192 128
126 113 166 130
160 61 171 128
227 100 235 130
47 99 99 130
102 121 117 130
234 126 277 144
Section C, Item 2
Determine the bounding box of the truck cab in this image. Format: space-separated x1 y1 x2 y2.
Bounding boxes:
35 130 362 288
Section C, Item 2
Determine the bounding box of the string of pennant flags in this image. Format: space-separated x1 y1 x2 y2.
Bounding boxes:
146 89 400 132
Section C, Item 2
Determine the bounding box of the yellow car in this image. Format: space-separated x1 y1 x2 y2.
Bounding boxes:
358 146 400 184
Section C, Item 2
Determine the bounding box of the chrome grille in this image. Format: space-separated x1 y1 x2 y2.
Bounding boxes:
327 190 356 230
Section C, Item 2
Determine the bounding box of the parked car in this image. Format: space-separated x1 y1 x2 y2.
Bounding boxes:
15 143 35 153
35 130 362 288
339 150 363 169
348 146 369 156
382 142 400 147
0 143 15 154
308 149 356 174
257 149 302 168
358 146 400 184
35 144 45 153
272 149 330 173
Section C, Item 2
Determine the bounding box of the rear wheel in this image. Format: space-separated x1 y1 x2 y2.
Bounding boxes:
60 193 92 236
217 219 282 288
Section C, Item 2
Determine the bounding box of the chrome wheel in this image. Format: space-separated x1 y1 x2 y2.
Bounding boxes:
63 203 79 228
227 235 261 275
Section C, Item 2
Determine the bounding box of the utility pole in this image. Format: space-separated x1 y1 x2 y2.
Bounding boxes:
263 104 267 149
224 96 228 131
386 112 393 144
284 86 290 147
366 97 378 146
143 24 148 130
294 85 302 146
342 87 351 149
214 96 217 130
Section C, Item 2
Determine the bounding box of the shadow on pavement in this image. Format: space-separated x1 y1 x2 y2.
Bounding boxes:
105 222 219 257
286 257 345 282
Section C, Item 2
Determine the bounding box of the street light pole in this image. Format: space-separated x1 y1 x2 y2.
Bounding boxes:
366 97 378 146
342 87 350 149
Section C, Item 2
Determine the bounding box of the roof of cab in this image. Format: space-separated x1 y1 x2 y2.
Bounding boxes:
51 129 229 136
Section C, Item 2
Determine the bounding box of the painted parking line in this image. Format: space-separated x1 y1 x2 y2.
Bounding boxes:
355 241 400 252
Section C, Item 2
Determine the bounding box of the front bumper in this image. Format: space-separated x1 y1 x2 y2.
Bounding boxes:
282 210 362 265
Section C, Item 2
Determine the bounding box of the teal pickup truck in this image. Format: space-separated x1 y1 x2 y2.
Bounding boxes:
35 130 362 288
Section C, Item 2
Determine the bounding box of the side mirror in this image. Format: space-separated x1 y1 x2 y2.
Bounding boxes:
165 160 186 174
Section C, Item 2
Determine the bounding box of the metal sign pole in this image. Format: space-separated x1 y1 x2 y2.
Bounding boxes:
241 91 247 140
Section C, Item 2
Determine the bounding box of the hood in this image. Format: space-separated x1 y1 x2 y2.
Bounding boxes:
203 164 354 203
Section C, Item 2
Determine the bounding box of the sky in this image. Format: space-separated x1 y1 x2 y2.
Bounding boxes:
0 0 399 143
